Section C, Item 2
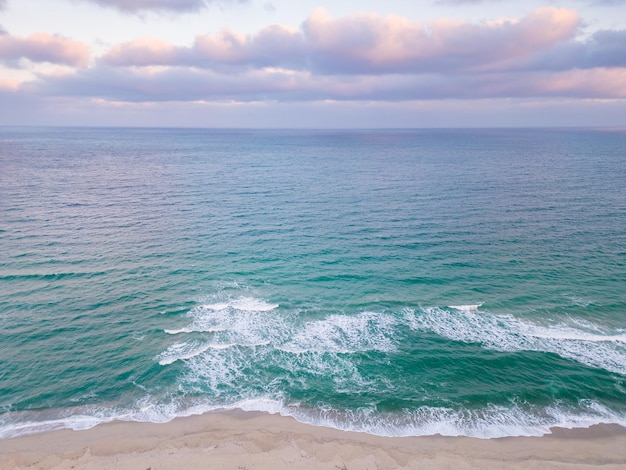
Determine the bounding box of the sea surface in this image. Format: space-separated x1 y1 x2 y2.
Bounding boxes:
1 127 625 439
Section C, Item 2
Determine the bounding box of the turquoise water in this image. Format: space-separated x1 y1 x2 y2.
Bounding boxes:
1 127 625 439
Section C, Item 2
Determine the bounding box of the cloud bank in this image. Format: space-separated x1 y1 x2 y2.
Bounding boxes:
6 7 626 111
101 7 582 75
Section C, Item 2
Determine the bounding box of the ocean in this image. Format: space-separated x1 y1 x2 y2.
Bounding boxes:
1 127 625 439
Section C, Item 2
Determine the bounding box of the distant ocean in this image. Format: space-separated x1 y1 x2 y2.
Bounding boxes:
1 127 625 439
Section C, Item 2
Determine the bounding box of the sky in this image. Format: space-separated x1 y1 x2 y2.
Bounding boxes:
0 0 625 128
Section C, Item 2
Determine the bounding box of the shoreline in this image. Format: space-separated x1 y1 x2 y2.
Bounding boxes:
1 412 625 469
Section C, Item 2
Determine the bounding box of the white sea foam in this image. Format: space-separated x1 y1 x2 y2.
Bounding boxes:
164 296 280 337
449 304 483 312
406 306 626 375
2 395 625 441
157 342 205 365
252 399 626 439
164 326 226 335
201 297 279 312
282 311 397 354
157 340 272 366
0 414 113 440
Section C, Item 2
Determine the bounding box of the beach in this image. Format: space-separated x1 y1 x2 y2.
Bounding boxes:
1 412 625 469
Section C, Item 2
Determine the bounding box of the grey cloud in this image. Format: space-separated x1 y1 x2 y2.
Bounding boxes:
80 0 248 14
584 29 626 67
490 28 626 72
33 66 311 102
0 1 7 11
33 62 626 104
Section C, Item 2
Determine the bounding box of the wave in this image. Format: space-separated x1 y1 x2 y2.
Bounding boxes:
0 414 113 440
2 396 625 441
156 341 238 365
261 399 626 439
163 296 625 376
64 296 615 443
406 307 626 375
280 311 397 354
163 302 398 357
157 340 271 365
200 297 279 312
164 326 226 335
163 296 279 337
448 304 483 312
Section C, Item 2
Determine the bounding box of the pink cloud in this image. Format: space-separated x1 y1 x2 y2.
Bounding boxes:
103 37 183 66
100 7 581 74
533 68 626 97
193 29 253 64
103 24 304 69
193 24 304 67
302 7 580 72
0 33 90 67
0 78 20 92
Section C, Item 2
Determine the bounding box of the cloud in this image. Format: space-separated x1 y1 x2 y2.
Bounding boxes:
33 61 626 104
434 0 497 4
302 7 579 74
102 37 184 66
35 65 323 102
102 24 306 70
102 7 581 74
11 7 626 109
0 33 90 67
0 0 7 11
435 0 626 4
0 78 21 92
485 28 626 71
79 0 248 14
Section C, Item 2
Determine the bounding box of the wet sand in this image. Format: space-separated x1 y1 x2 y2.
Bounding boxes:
1 412 625 469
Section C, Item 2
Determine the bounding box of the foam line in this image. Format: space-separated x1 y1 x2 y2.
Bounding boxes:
407 307 626 375
3 397 625 440
449 304 483 312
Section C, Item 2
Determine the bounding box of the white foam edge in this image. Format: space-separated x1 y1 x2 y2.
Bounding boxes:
2 399 625 441
0 414 115 440
233 399 626 439
157 341 271 365
529 330 626 344
164 327 226 335
112 398 626 440
199 298 279 313
449 303 483 312
409 307 626 375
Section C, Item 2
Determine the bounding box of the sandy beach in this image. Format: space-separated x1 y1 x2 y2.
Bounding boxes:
1 412 625 470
